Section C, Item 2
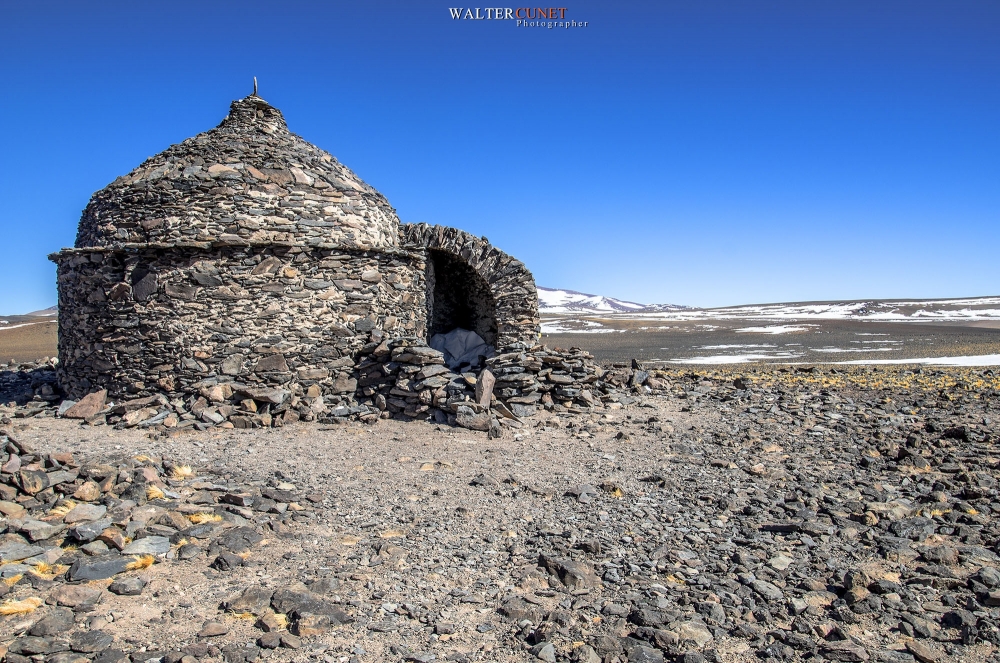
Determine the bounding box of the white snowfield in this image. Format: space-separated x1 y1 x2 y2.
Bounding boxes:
669 353 802 365
616 298 1000 322
667 343 807 364
539 289 1000 323
833 354 1000 367
813 347 895 353
537 288 1000 366
537 287 684 314
668 352 1000 366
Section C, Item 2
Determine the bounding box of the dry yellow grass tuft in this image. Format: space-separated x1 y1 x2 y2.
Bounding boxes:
146 485 166 501
187 512 222 524
47 500 78 518
170 465 194 479
29 563 69 579
134 454 152 463
3 574 23 587
126 555 155 571
0 597 43 615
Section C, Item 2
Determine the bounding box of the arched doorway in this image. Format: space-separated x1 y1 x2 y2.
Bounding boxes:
402 223 540 350
426 249 498 346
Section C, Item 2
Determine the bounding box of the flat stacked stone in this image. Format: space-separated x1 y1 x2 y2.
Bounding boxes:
74 95 398 252
0 426 319 655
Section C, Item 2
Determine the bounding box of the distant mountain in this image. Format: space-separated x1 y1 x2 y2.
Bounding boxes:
26 306 58 317
677 297 1000 322
538 287 686 314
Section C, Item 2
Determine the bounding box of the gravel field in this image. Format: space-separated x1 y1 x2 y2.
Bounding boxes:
0 365 998 662
542 320 1000 366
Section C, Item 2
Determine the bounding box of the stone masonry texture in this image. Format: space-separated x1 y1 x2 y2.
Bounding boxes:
49 93 542 425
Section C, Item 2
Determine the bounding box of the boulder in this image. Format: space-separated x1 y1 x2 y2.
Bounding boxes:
62 390 107 419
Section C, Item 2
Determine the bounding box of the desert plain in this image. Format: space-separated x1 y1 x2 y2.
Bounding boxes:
0 306 997 663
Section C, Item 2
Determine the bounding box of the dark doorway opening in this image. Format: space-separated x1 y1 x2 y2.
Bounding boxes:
426 249 498 346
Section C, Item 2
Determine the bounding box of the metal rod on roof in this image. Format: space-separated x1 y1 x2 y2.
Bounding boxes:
253 77 258 96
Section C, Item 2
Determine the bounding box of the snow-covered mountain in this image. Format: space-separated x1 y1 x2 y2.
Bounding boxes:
612 297 1000 322
538 287 685 314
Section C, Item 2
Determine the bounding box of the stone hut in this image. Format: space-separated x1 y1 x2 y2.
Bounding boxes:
50 93 541 416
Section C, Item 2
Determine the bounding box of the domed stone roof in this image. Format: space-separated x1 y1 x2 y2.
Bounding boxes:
74 95 400 251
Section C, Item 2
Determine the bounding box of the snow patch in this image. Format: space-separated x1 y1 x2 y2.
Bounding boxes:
668 352 803 365
833 354 1000 366
700 344 777 350
540 320 620 334
735 325 813 334
0 322 51 332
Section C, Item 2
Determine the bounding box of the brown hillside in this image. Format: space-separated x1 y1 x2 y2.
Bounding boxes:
0 320 58 363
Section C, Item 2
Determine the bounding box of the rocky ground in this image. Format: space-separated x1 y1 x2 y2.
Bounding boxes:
0 363 998 663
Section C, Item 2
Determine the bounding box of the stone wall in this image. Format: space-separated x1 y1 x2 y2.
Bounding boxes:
52 224 545 411
402 224 540 348
18 335 652 432
52 241 426 400
351 338 644 428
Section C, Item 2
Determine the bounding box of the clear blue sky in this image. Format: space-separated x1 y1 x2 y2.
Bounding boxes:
1 1 997 314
